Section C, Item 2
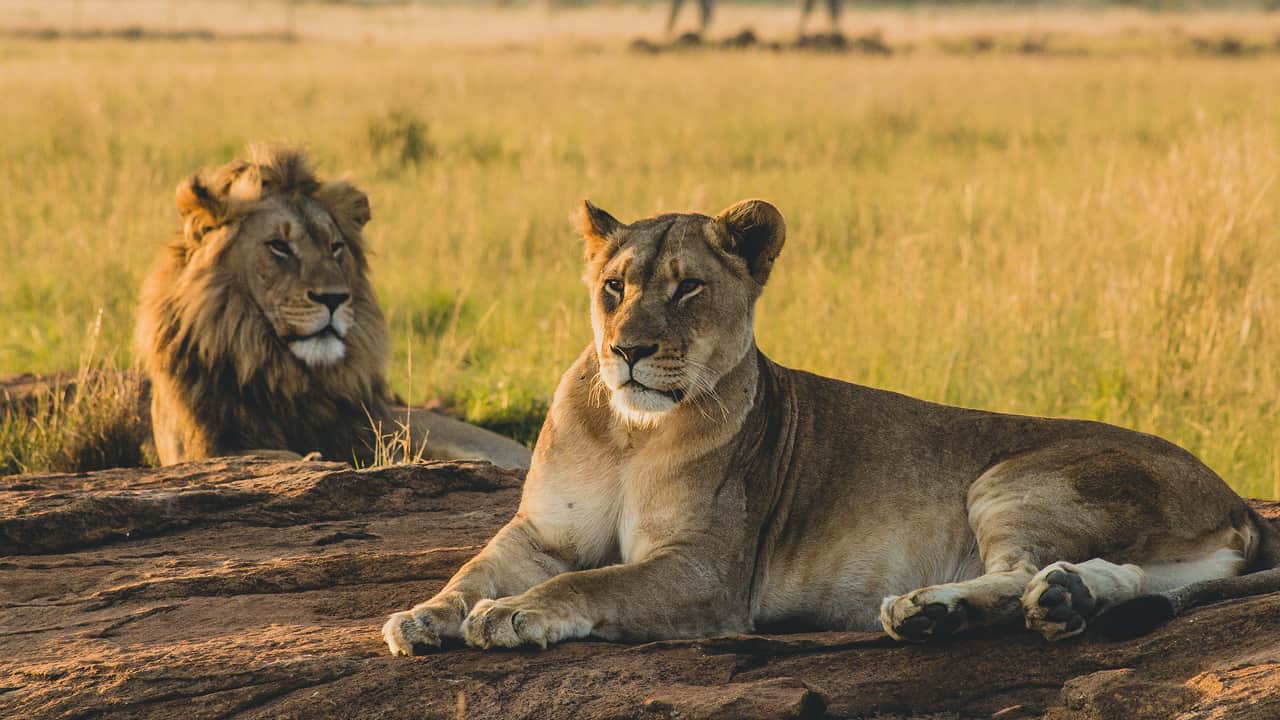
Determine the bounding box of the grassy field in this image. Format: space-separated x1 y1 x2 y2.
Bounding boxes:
2 3 1279 497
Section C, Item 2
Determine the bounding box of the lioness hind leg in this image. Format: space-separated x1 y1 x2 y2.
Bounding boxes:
970 442 1250 643
1022 559 1142 641
881 456 1098 642
1024 547 1247 641
883 442 1243 643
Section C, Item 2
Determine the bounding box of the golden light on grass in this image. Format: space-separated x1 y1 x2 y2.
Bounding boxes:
0 313 148 474
0 4 1277 497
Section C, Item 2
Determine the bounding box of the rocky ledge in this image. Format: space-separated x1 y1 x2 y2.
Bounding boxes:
2 459 1278 719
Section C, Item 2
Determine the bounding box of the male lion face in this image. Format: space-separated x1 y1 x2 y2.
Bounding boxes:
224 195 357 367
576 199 786 427
170 148 377 371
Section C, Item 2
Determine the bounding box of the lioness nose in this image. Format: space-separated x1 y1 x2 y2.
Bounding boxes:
308 291 350 313
611 344 658 366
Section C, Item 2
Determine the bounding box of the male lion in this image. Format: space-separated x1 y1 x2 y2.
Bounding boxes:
136 145 530 469
383 199 1279 654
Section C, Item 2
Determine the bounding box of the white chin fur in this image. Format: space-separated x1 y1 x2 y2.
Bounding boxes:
289 335 346 367
610 385 677 428
331 306 353 336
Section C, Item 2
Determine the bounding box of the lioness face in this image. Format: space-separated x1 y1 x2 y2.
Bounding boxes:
576 200 786 427
225 196 357 367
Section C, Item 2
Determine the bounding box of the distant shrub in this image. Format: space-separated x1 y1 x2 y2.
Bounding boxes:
367 108 436 170
458 131 516 166
1190 34 1255 55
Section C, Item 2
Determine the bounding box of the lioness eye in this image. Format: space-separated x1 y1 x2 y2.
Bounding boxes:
266 238 293 259
604 279 624 296
675 279 704 300
331 242 345 258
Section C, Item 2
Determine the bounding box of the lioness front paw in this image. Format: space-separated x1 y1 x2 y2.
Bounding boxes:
880 586 969 642
382 610 440 656
461 597 588 650
382 597 466 656
1022 563 1096 641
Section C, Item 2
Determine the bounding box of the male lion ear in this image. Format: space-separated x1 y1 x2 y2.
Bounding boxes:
175 173 226 244
315 180 372 267
574 200 623 260
715 199 786 286
315 180 372 237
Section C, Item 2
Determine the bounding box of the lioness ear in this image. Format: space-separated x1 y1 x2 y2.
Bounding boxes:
715 199 786 286
315 180 372 238
575 200 623 260
175 173 226 244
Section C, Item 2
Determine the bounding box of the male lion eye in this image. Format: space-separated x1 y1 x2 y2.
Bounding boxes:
604 279 624 296
266 239 293 259
675 279 704 300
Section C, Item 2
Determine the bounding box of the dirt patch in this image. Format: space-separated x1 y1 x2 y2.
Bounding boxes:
2 459 1278 719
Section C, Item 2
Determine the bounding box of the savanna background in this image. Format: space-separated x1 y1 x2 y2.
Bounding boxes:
1 0 1278 499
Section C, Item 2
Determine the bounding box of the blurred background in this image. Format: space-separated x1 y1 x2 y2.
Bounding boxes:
1 1 1278 497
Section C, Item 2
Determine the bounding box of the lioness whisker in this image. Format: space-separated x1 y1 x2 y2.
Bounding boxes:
683 360 730 420
589 372 609 408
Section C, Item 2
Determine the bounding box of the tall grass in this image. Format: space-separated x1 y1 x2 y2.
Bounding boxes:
0 22 1277 496
0 314 149 474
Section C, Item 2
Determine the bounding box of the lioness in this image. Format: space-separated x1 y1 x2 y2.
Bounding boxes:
136 145 530 469
384 199 1279 653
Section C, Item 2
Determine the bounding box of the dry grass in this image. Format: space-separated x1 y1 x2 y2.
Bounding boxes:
361 409 431 469
0 315 149 474
0 5 1278 497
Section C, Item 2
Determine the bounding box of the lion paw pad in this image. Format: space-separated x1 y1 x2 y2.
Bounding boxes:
884 595 969 642
1024 566 1096 641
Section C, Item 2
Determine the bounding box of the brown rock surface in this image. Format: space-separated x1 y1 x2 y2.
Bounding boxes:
2 459 1278 719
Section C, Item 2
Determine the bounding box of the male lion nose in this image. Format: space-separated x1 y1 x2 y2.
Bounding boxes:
308 291 350 313
611 344 658 366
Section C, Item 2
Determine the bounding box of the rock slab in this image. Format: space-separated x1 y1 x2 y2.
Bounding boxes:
2 459 1278 719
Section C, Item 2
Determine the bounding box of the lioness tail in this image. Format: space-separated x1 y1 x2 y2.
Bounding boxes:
1096 506 1280 640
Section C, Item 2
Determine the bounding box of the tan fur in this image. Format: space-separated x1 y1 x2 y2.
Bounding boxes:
137 145 395 464
383 199 1275 654
138 146 533 469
